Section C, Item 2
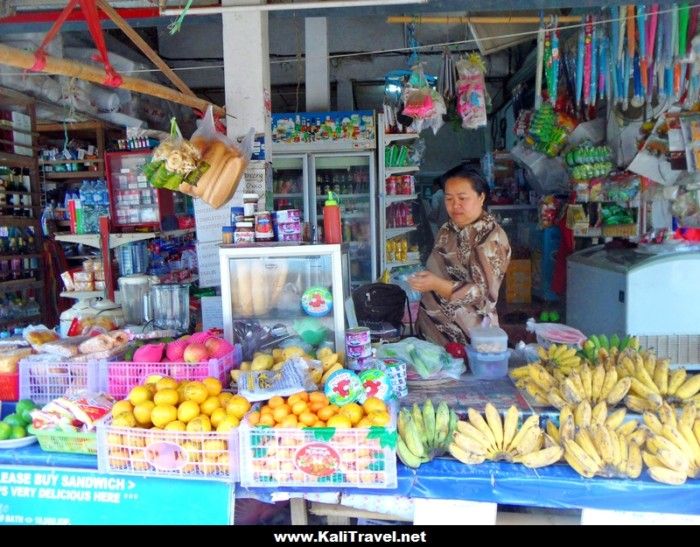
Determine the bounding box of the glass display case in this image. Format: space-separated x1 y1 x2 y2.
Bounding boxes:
219 244 345 354
105 150 175 230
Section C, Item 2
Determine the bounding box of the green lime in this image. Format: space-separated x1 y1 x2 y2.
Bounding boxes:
3 414 23 428
0 422 11 441
9 425 26 439
19 409 33 425
15 399 36 417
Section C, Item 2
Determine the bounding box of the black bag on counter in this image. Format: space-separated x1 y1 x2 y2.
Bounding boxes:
352 283 413 339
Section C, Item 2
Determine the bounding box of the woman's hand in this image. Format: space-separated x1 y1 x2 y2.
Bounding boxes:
408 271 455 299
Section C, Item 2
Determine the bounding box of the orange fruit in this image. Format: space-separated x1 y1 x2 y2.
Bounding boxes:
200 396 222 416
133 401 155 426
226 395 251 419
291 400 308 416
362 397 387 415
177 400 201 423
280 414 298 428
259 414 275 427
186 415 212 432
312 421 327 428
183 382 209 405
155 377 179 391
356 417 373 428
317 404 339 422
210 408 228 429
298 411 317 427
260 404 273 415
326 415 352 429
272 404 290 423
339 403 364 425
202 377 223 397
368 410 391 427
217 416 240 432
218 392 234 407
287 392 306 406
268 395 285 409
309 401 328 413
153 388 179 407
150 404 178 428
308 391 327 403
164 420 186 431
112 411 137 428
111 400 134 416
128 385 153 406
247 410 261 426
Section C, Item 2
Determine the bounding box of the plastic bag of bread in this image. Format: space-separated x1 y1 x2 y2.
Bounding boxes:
23 325 60 348
0 348 32 373
181 105 254 209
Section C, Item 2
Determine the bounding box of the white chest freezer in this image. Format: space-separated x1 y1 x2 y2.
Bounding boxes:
566 245 700 337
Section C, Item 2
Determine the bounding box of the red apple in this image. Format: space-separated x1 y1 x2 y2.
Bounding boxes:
183 342 209 364
204 337 234 359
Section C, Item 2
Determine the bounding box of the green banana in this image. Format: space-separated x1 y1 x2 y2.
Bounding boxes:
434 401 450 450
599 335 610 351
404 414 426 458
619 335 630 352
397 436 423 468
422 399 436 451
448 410 459 442
589 335 601 350
610 334 620 350
583 339 596 362
629 336 640 350
398 408 410 440
412 403 428 446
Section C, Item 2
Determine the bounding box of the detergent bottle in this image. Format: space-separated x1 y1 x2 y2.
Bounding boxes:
323 191 342 244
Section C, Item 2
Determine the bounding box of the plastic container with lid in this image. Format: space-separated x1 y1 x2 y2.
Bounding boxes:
234 222 255 244
468 325 508 353
467 345 509 380
222 226 235 245
243 193 259 217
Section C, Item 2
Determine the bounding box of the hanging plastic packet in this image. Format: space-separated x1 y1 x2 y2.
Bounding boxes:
143 118 204 191
455 53 488 130
402 64 446 135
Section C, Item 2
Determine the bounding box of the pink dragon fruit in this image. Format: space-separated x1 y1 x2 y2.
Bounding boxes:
166 339 190 362
132 343 165 363
188 331 215 345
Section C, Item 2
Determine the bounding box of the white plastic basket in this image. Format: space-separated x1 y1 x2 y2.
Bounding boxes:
96 415 239 482
239 405 398 489
19 359 107 404
103 344 242 398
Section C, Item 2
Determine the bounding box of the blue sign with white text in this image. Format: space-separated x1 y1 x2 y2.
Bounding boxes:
0 466 233 525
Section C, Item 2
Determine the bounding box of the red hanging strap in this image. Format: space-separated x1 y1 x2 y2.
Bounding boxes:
80 0 122 87
29 0 81 72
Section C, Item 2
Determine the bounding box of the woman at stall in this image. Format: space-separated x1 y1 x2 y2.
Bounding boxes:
408 164 511 346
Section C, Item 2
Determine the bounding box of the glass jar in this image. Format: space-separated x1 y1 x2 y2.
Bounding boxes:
222 225 235 245
234 221 255 244
243 193 259 217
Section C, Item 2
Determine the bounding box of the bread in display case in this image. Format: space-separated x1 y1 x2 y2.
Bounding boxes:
219 244 345 355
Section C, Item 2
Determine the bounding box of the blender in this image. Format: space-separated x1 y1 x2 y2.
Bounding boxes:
146 283 190 332
117 274 150 326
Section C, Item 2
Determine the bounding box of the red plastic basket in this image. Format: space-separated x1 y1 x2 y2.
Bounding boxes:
0 372 19 401
104 344 242 398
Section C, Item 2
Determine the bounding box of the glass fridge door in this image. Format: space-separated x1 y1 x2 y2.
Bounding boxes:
220 244 345 354
310 153 376 289
272 155 309 221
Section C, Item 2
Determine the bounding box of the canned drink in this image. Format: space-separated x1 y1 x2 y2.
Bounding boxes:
386 176 396 195
346 327 371 346
403 176 414 195
255 211 274 241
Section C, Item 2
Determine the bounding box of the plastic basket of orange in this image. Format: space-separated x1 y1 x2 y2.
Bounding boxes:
239 392 397 489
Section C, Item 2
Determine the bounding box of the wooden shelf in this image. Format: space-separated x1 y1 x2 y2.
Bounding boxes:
42 171 104 180
0 216 40 227
383 132 420 144
0 253 41 261
385 165 420 176
39 159 103 165
385 194 418 204
0 151 35 169
0 278 43 292
0 313 41 328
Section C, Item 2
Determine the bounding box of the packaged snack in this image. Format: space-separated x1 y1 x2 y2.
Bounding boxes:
455 53 488 130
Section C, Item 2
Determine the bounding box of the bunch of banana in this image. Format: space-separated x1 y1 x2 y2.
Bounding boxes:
546 402 645 479
582 334 640 363
535 344 582 373
396 401 458 469
615 351 700 412
511 362 631 410
449 404 563 468
642 403 700 485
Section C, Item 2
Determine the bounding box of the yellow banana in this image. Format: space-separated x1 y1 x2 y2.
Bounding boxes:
558 414 576 443
675 374 700 401
524 380 550 405
509 366 530 380
484 403 504 451
536 346 549 361
456 421 492 451
412 404 428 446
629 377 660 400
619 356 636 377
658 403 678 429
579 364 593 400
562 377 584 405
605 408 627 430
599 368 619 401
546 420 560 444
661 425 693 455
678 423 700 468
467 408 498 451
653 359 669 396
606 377 632 406
667 368 688 397
591 401 608 426
397 436 424 468
527 363 556 391
422 400 436 451
591 365 606 403
453 431 488 457
625 441 642 479
546 390 568 410
563 438 600 478
516 446 563 468
679 403 697 430
642 450 664 469
511 425 543 457
634 360 660 394
617 431 629 473
449 442 487 465
616 419 638 437
625 394 659 413
643 411 663 435
575 429 604 467
434 401 451 449
506 415 540 453
648 466 687 485
501 406 519 452
608 428 622 468
656 448 690 474
592 425 615 465
574 400 592 428
626 428 647 446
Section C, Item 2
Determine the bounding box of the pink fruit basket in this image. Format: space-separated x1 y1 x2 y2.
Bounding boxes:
103 344 242 399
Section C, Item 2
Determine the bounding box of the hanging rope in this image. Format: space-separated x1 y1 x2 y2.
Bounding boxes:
168 0 193 35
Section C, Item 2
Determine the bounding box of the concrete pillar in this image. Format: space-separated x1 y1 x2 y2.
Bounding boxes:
305 17 330 111
336 79 354 111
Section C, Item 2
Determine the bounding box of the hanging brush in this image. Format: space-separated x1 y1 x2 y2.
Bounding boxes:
437 48 456 101
610 8 620 104
599 31 608 102
638 5 647 98
576 25 585 110
590 21 598 106
646 4 659 103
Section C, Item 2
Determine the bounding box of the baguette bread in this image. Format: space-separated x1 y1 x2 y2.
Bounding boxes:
230 263 242 314
179 140 229 198
251 260 269 316
268 260 288 308
236 261 254 316
201 154 247 208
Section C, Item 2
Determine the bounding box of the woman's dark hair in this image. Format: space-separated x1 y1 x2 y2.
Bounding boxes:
440 164 490 202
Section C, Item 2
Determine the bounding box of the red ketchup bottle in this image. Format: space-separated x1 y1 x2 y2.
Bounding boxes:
323 191 342 244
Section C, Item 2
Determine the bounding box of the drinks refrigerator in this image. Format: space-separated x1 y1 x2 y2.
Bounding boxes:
271 111 377 290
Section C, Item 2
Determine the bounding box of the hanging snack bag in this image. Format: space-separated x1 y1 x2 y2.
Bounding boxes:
455 53 488 129
402 64 446 135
